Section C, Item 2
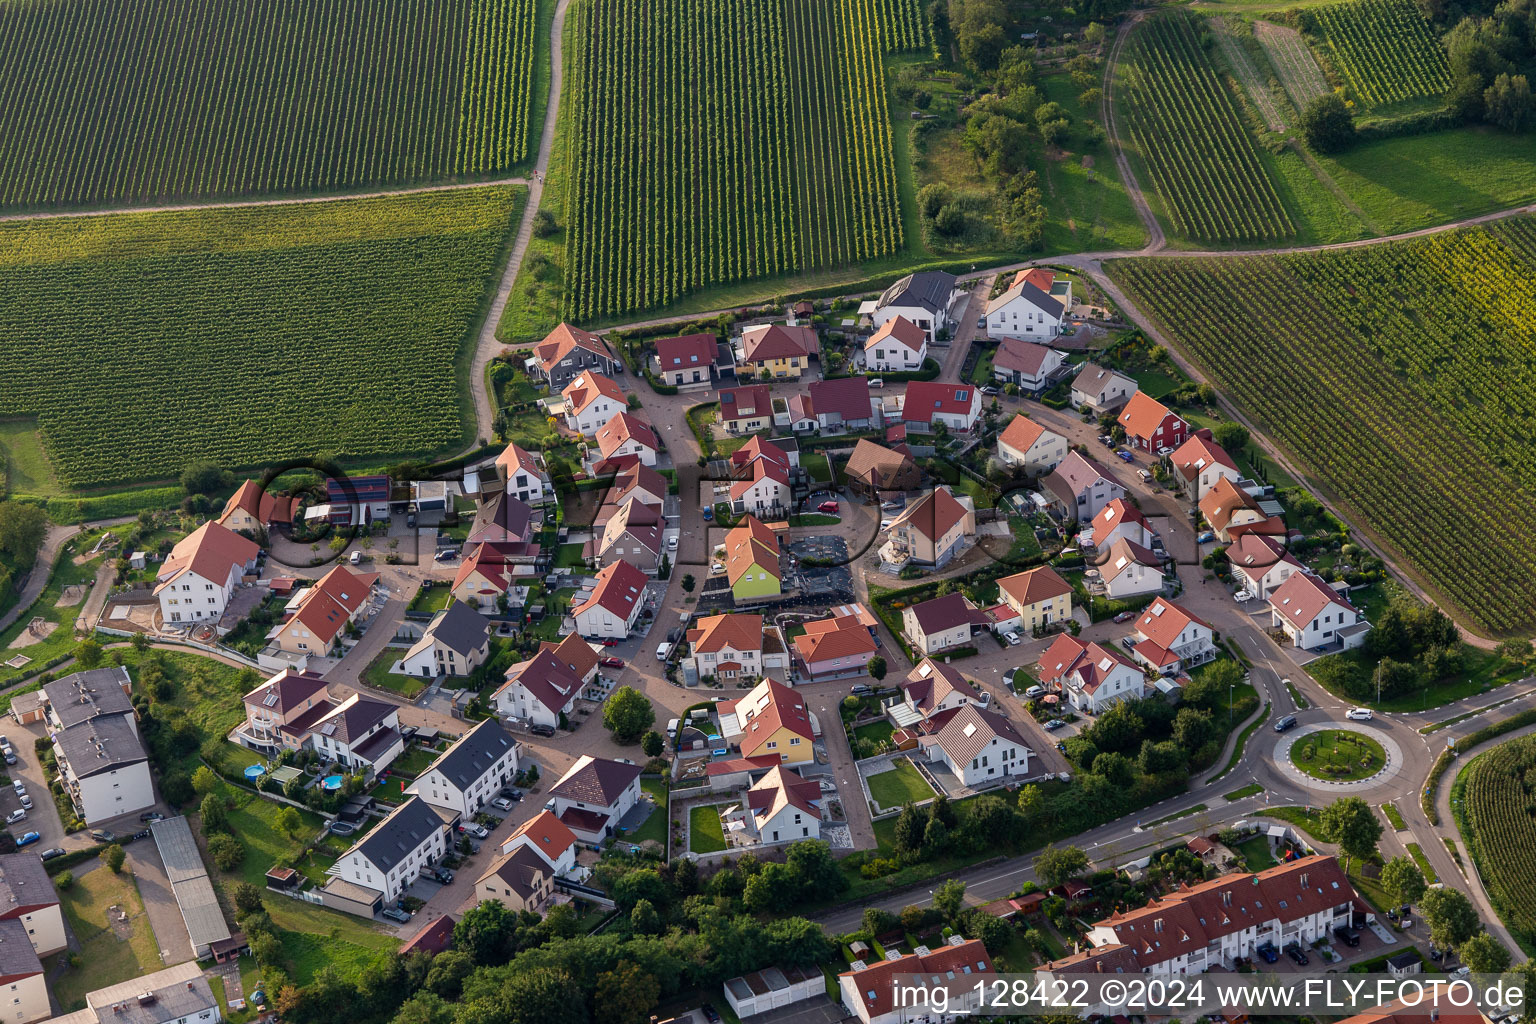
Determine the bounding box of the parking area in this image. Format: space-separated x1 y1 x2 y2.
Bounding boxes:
4 723 67 852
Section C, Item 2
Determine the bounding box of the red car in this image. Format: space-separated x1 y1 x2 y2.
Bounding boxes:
817 500 839 514
600 639 619 647
600 656 625 669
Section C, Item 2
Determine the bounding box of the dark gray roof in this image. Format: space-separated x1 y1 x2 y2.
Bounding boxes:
0 918 41 978
549 755 641 807
475 491 536 538
44 667 133 728
425 602 490 657
421 719 517 794
316 696 394 744
1016 281 1065 320
878 271 956 314
54 713 146 779
0 853 57 911
351 797 445 874
86 962 213 1024
149 816 232 954
149 815 206 884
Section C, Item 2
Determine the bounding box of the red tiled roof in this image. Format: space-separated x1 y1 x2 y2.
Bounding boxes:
997 565 1072 608
807 376 873 422
839 940 993 1019
904 381 978 420
793 614 877 664
1133 597 1209 650
1091 498 1147 539
687 613 764 655
572 559 649 621
907 592 987 635
550 754 641 807
865 315 925 352
509 809 579 860
154 521 260 595
596 412 660 458
655 333 717 371
561 371 626 414
993 337 1058 375
495 440 542 480
704 754 781 777
1172 434 1238 481
243 668 329 713
452 541 524 595
1012 267 1056 292
1117 391 1183 442
1200 476 1263 533
997 415 1055 454
891 485 970 543
1103 537 1163 582
725 678 814 756
276 565 378 647
1268 571 1356 628
219 479 295 527
534 323 617 371
719 384 772 422
740 323 817 362
747 764 821 823
1038 634 1141 693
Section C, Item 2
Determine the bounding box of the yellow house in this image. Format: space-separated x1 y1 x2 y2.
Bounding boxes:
720 678 815 765
738 324 818 379
997 565 1074 633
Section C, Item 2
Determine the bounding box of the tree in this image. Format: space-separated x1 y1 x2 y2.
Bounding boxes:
275 805 305 841
130 631 151 653
1172 707 1214 752
73 638 103 670
629 898 661 935
603 686 655 743
594 960 661 1024
192 766 218 795
681 574 695 593
0 503 47 567
455 900 521 965
867 655 887 681
207 834 245 871
962 907 1014 954
1084 21 1107 47
389 992 456 1024
1459 932 1512 974
863 907 899 937
1318 797 1381 869
641 730 664 757
200 793 228 835
933 879 967 922
1420 887 1480 950
102 844 126 873
1299 93 1355 153
893 803 926 854
1211 421 1249 454
1034 845 1090 887
232 883 266 919
1485 73 1536 132
1379 856 1427 909
179 461 227 494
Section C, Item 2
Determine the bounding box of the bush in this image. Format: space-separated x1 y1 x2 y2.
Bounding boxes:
102 844 125 873
54 871 74 891
208 834 246 871
1299 93 1355 153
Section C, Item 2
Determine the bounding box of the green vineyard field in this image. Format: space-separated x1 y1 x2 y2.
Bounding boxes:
0 186 523 489
1119 12 1294 245
558 0 926 322
1307 0 1451 111
0 0 540 210
1109 219 1536 635
1459 735 1536 949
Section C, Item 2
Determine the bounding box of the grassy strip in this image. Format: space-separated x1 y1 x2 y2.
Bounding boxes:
1224 783 1263 801
1207 700 1269 783
1405 842 1439 884
1381 803 1407 830
1444 837 1463 868
688 804 726 854
1146 803 1207 827
1420 694 1521 735
1423 707 1536 823
1285 680 1309 710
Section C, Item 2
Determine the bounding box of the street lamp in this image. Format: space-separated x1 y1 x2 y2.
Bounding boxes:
1229 682 1235 722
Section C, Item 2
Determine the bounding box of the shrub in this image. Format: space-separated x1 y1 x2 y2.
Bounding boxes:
207 834 246 871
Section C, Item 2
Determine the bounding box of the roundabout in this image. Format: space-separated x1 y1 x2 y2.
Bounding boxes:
1270 721 1404 791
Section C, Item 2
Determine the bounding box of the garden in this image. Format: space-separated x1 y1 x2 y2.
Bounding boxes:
1289 729 1386 781
865 759 934 812
52 863 162 1011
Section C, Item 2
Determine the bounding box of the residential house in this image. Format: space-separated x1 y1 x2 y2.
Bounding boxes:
265 565 379 658
996 415 1068 475
406 718 519 818
738 324 818 379
591 412 661 469
838 938 993 1024
326 797 448 910
0 918 47 1023
1011 267 1072 308
1269 572 1371 651
530 323 621 392
1201 476 1282 543
548 755 643 842
786 392 817 433
686 613 766 683
842 439 920 498
466 492 539 548
0 853 66 956
728 436 793 516
609 461 669 509
864 315 927 373
587 496 663 573
654 333 718 387
1100 537 1166 599
1171 433 1242 502
901 381 982 434
1228 533 1304 600
1083 855 1357 975
901 592 988 655
1117 392 1189 454
571 559 649 639
882 486 975 568
885 658 973 729
992 338 1066 392
718 384 774 434
1070 363 1138 413
45 670 154 824
1130 598 1215 675
399 916 456 957
985 271 1066 341
494 633 598 728
234 668 332 753
724 516 782 602
153 521 261 626
500 809 580 877
561 372 628 437
399 601 492 678
1085 498 1155 551
475 844 553 914
870 271 959 346
62 961 216 1024
1042 451 1127 521
996 566 1073 634
450 542 524 610
1038 634 1146 714
217 479 294 535
308 694 403 772
719 678 815 765
323 474 391 526
791 613 877 682
807 377 877 432
919 704 1033 788
728 765 821 844
495 442 554 505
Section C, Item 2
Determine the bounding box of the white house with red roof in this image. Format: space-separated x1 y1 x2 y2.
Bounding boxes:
791 613 878 681
586 496 663 572
996 414 1068 475
1084 498 1155 551
729 436 793 516
807 376 878 431
985 267 1067 340
839 937 993 1024
266 564 380 658
1100 537 1166 599
1268 572 1371 651
901 381 982 433
561 371 628 436
153 521 261 626
1129 597 1215 675
723 764 822 845
919 703 1033 788
871 271 960 346
591 411 660 468
886 658 973 730
1042 450 1126 521
1200 476 1282 543
494 634 598 728
495 442 553 505
719 678 816 765
881 485 975 568
548 755 643 842
685 613 767 683
992 337 1066 392
654 332 718 387
1171 432 1242 502
900 592 989 654
864 315 927 372
1117 391 1189 454
530 323 621 392
1228 533 1304 599
571 559 649 639
1038 634 1146 713
218 479 295 534
737 323 818 378
499 809 581 877
718 383 774 433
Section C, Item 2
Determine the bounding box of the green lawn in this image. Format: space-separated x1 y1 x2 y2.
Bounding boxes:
1308 644 1522 713
853 720 895 747
554 542 587 568
689 804 727 854
0 419 64 497
1146 803 1208 827
1382 803 1407 830
389 744 441 779
53 865 164 1011
801 452 833 483
360 649 429 699
1224 783 1263 801
1290 729 1385 781
866 759 934 810
788 513 841 526
407 584 453 614
627 777 668 847
1236 835 1277 870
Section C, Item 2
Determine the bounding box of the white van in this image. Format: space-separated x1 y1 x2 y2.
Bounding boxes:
655 641 671 661
667 718 680 737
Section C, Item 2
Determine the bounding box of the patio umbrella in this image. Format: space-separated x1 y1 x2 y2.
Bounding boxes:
1042 694 1059 704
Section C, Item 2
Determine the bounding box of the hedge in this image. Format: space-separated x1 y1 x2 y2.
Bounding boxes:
1422 707 1536 823
45 846 103 875
866 358 941 383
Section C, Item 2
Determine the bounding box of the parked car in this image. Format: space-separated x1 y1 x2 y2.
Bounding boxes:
14 832 38 848
1233 590 1254 602
38 848 64 862
1098 434 1115 448
1056 740 1067 753
1112 610 1136 623
849 684 873 697
530 724 556 738
434 549 459 562
1043 719 1065 731
3 810 24 826
817 500 839 514
976 316 986 329
979 691 992 707
1284 944 1309 966
492 797 514 812
1346 706 1374 721
868 378 884 389
1333 926 1360 947
1005 631 1021 646
458 822 490 839
879 519 894 530
1429 945 1443 961
9 780 22 796
981 386 999 396
1115 450 1134 463
1137 469 1152 482
140 811 165 823
126 829 151 843
381 906 411 923
600 656 625 669
1256 943 1279 963
89 829 115 844
431 867 454 884
2 752 14 766
406 514 417 529
701 505 714 521
666 535 678 550
1023 685 1044 699
1120 636 1136 651
655 642 671 661
18 795 31 811
1196 531 1215 543
506 789 524 801
1274 714 1298 733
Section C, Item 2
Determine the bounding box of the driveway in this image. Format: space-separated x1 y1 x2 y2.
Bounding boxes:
7 722 67 851
124 839 194 964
